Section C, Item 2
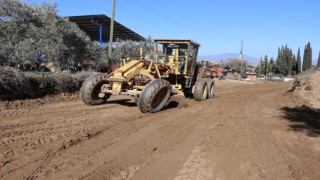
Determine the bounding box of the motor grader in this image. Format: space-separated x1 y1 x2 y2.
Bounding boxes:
80 39 215 113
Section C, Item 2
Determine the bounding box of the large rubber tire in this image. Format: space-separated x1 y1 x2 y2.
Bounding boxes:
80 73 108 105
194 79 208 101
138 79 172 113
206 79 215 98
196 66 204 81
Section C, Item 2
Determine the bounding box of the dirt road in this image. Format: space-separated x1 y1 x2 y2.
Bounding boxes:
1 80 320 180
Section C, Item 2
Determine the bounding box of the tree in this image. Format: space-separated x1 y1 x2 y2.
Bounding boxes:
292 55 296 75
255 57 265 75
0 0 155 70
264 55 268 76
302 42 312 71
275 45 296 76
317 51 320 68
285 45 293 75
223 58 247 73
296 48 301 74
109 36 155 66
270 57 275 74
276 46 286 75
0 0 92 68
86 41 108 66
255 55 273 76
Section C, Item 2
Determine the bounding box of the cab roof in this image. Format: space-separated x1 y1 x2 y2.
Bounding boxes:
154 39 200 47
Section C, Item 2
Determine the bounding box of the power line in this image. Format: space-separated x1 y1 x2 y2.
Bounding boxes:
127 0 186 28
133 0 236 41
128 0 220 39
148 0 210 32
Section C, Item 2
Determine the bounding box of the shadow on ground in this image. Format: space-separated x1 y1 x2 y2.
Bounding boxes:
281 105 320 137
163 101 180 110
108 99 137 107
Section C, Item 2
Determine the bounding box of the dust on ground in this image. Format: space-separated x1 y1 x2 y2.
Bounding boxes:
0 79 320 180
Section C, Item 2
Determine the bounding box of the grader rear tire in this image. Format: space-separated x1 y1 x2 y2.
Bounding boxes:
138 79 172 113
206 79 215 98
80 73 108 105
194 79 207 101
204 70 212 78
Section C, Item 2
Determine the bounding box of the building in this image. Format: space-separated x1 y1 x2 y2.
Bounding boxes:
68 14 145 44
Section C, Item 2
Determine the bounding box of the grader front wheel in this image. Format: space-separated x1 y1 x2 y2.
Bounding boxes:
138 79 172 113
80 73 108 105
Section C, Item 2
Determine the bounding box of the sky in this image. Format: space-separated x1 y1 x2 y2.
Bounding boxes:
24 0 320 63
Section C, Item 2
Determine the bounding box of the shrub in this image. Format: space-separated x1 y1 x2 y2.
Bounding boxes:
0 66 95 100
0 66 30 97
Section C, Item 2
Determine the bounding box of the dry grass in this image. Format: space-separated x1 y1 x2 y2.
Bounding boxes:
0 67 96 100
0 66 31 97
293 70 320 108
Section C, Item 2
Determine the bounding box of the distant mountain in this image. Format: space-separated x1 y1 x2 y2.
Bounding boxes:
199 53 259 65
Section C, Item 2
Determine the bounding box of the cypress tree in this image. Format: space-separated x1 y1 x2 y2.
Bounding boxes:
282 46 287 74
276 47 281 74
297 48 301 74
270 57 275 74
303 42 312 71
285 46 293 75
308 42 313 69
276 45 299 75
276 46 288 75
302 45 307 71
292 54 296 74
264 55 268 76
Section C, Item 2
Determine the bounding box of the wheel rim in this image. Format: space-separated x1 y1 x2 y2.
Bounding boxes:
91 81 105 100
205 71 211 77
151 87 169 109
202 83 207 99
210 82 214 95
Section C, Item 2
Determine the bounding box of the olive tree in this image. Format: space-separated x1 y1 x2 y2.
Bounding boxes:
0 0 91 68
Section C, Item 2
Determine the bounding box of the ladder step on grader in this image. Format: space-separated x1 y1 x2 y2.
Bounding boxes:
80 39 215 113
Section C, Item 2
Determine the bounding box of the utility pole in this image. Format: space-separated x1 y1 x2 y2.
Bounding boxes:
108 0 116 65
240 40 243 78
265 56 269 80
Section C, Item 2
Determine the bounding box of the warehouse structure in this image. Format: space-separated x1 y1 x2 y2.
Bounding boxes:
68 14 145 44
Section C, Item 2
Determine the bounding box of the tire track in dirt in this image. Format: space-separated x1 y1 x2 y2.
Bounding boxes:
174 145 213 180
0 96 148 179
1 81 320 179
17 96 196 179
80 83 256 180
35 98 193 179
13 82 258 179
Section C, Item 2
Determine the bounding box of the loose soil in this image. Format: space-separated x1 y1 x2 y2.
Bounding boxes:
1 80 319 180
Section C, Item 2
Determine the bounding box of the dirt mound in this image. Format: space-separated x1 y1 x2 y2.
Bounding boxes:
276 89 311 108
291 71 320 108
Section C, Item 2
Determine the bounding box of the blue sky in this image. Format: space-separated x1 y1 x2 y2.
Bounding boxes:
25 0 320 63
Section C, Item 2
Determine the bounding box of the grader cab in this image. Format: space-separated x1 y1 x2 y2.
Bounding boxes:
80 39 215 113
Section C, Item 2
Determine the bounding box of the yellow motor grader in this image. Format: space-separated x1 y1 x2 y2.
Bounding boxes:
80 39 215 113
